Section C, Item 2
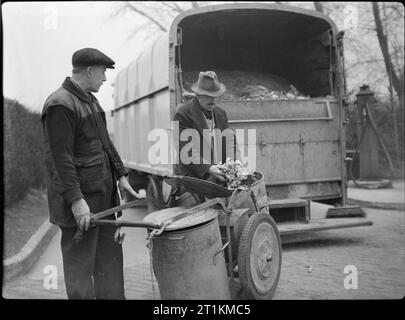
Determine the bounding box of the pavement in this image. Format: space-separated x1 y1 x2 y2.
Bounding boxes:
2 179 404 299
347 180 405 210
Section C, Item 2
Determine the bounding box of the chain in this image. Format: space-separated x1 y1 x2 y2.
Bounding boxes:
146 231 157 299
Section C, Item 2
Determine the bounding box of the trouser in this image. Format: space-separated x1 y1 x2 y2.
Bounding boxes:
60 215 125 299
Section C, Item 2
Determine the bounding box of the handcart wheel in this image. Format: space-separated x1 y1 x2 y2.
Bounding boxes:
147 177 165 213
237 212 282 300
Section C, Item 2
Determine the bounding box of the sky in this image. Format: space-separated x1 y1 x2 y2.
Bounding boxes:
2 1 155 112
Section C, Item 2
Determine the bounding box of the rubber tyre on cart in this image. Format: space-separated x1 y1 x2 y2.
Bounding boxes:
147 176 165 213
237 212 282 300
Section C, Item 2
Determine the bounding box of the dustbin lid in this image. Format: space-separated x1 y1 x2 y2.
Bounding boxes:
143 206 221 231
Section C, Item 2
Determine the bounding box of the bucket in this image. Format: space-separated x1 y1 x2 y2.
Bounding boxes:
227 171 268 212
145 209 231 300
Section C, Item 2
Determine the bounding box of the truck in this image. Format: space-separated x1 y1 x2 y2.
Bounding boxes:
112 3 372 235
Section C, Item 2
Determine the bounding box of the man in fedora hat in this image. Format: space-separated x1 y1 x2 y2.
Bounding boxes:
41 48 143 299
173 71 240 196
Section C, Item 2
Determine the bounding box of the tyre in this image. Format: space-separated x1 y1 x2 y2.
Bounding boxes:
237 212 282 300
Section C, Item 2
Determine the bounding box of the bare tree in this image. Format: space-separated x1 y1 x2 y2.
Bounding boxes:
372 2 404 165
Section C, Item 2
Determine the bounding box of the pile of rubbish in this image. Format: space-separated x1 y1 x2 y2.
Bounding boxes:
182 70 310 101
216 158 256 190
237 84 310 101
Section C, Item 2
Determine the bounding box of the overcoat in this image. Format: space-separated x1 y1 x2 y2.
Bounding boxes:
41 77 127 227
173 97 239 179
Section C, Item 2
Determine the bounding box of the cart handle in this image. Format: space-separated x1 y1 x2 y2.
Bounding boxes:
213 241 230 265
93 219 161 229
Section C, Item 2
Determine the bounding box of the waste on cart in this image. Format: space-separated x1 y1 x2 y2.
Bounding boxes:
182 70 311 100
216 158 257 190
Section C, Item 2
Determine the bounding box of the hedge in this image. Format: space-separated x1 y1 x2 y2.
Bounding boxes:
3 98 46 207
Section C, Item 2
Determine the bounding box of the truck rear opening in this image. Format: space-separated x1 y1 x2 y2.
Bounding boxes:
177 6 338 99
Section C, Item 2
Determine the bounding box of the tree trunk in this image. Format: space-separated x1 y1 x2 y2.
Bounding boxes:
400 71 404 110
372 2 403 109
313 2 324 13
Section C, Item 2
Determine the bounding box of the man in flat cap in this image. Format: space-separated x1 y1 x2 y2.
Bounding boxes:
172 71 240 206
41 48 142 299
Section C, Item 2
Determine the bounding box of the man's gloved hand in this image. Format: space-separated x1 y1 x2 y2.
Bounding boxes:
118 175 146 200
71 198 92 231
208 165 227 183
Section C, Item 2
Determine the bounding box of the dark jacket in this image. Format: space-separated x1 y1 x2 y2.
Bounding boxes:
41 77 127 227
173 97 239 179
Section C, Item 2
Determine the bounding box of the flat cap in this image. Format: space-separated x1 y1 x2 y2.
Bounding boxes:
72 48 115 69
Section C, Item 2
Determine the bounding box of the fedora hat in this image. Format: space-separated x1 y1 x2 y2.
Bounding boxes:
191 71 226 97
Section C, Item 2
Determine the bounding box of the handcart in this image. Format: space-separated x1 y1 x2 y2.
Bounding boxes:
74 172 281 300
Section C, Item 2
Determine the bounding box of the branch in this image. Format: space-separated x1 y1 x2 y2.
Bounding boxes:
124 2 168 32
386 3 404 19
313 2 324 13
160 2 184 13
357 26 377 32
346 59 385 71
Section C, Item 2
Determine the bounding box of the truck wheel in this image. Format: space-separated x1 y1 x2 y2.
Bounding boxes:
147 177 165 213
237 212 282 300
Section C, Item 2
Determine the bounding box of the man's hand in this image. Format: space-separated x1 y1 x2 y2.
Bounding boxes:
118 176 146 200
208 165 227 183
71 198 92 231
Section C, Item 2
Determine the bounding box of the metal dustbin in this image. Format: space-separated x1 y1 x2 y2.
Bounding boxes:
144 207 231 299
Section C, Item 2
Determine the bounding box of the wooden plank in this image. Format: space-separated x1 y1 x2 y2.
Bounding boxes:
269 198 308 209
326 206 366 218
277 218 373 236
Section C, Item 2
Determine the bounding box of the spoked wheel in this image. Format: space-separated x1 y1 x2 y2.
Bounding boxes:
237 212 282 300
